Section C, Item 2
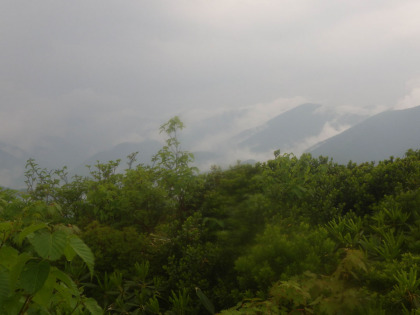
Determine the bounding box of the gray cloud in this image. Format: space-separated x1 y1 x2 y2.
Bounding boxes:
1 0 420 160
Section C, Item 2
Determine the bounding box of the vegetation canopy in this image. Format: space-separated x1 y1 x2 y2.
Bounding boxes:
1 117 420 314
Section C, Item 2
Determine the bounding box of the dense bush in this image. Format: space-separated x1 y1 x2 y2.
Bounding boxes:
235 221 338 292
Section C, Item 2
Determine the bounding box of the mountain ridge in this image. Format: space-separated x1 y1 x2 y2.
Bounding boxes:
307 105 420 163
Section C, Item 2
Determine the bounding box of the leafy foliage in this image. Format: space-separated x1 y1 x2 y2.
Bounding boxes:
0 188 100 314
2 117 420 314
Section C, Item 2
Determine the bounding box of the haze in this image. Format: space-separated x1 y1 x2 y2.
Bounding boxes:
1 0 420 160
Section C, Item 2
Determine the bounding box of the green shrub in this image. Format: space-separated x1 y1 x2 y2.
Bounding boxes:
235 220 338 292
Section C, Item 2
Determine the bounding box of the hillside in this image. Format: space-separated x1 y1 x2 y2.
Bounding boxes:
238 103 366 153
308 105 420 163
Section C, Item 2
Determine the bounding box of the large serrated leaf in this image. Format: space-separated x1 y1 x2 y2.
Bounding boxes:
16 222 48 246
68 236 95 276
29 230 67 261
20 261 50 294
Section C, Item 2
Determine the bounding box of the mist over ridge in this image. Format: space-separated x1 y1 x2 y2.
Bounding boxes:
1 101 419 189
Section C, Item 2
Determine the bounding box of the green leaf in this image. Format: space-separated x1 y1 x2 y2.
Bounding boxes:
0 294 22 315
51 268 79 296
53 281 77 310
9 253 31 289
83 297 103 315
63 243 77 261
0 247 19 269
20 261 51 294
29 230 67 261
0 222 13 243
0 267 11 303
196 287 215 314
0 222 12 233
16 222 48 246
32 271 56 308
68 236 95 276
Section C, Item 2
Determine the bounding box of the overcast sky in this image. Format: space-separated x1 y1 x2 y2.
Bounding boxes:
1 0 420 153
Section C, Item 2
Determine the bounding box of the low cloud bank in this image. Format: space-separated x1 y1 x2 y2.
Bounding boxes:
395 80 420 110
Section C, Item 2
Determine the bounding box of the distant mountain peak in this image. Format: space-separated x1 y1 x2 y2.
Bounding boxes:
307 105 420 163
237 103 365 154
